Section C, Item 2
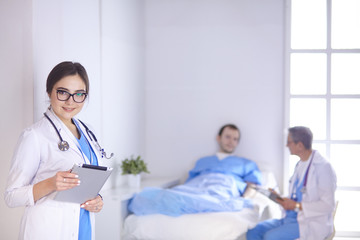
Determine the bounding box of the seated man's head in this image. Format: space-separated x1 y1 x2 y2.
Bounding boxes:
216 124 241 154
287 126 313 156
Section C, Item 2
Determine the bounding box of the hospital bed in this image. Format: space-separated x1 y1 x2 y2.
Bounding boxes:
121 171 282 240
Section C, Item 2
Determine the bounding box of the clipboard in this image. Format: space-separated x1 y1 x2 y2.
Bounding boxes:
251 185 284 203
54 163 113 204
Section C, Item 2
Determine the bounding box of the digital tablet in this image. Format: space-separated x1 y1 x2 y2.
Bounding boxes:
251 185 283 203
54 163 113 204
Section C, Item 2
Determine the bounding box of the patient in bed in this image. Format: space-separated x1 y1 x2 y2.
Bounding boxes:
128 124 262 217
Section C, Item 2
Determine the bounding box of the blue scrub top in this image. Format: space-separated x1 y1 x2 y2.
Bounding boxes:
76 127 98 240
285 177 304 219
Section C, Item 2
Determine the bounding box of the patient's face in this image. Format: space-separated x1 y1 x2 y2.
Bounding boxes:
217 127 240 153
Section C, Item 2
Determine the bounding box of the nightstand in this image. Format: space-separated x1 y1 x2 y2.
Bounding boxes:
95 177 180 240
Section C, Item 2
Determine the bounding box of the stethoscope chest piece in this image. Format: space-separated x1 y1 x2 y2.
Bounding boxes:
44 113 70 152
58 141 70 151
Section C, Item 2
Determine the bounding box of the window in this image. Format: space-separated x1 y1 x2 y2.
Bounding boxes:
286 0 360 237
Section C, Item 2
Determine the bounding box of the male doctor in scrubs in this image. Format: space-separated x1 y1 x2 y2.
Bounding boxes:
246 126 337 240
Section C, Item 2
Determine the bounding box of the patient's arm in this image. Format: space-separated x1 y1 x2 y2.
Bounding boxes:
242 182 258 198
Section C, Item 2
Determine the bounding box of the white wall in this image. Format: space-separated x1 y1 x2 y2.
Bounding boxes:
0 1 33 238
144 0 285 185
101 0 145 171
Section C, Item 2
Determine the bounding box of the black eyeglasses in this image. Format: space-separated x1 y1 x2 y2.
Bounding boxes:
56 90 87 103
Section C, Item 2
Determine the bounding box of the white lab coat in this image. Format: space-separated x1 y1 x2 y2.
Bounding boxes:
4 108 104 240
289 150 337 240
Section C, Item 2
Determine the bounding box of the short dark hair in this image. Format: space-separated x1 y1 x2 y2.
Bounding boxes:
46 61 89 95
288 126 313 150
218 124 240 138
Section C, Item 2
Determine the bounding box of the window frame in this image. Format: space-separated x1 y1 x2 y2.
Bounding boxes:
285 0 360 237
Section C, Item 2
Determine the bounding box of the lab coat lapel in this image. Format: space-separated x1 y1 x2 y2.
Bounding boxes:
303 152 318 199
45 108 87 163
74 118 103 164
289 161 299 196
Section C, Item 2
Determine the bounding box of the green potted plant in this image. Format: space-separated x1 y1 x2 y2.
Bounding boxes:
121 155 150 187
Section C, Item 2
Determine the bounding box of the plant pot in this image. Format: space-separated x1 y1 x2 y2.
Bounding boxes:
127 174 141 188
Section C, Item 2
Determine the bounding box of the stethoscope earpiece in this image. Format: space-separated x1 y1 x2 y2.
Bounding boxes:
78 119 114 159
102 151 114 159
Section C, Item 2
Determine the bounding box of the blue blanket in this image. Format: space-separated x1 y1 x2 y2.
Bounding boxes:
128 155 262 217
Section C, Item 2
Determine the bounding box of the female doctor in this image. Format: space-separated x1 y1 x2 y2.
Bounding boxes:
5 61 106 240
247 126 337 240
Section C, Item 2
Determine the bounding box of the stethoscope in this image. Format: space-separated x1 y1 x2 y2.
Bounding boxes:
291 150 315 199
44 113 114 159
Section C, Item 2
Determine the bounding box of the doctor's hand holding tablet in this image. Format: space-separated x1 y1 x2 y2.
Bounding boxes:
51 169 81 191
5 61 113 240
50 169 104 213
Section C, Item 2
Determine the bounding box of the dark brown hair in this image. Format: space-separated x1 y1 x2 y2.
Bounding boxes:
46 61 89 95
218 124 240 139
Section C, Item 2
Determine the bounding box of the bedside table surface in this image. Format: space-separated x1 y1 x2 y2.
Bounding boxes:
102 176 180 201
